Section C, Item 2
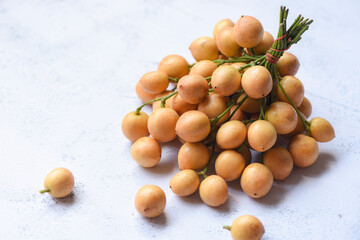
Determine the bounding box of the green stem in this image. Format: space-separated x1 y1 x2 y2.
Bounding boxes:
242 119 256 125
210 91 243 127
160 91 178 108
259 97 266 120
223 226 232 231
197 141 216 178
227 94 248 121
168 77 179 83
135 91 178 114
39 189 50 194
236 139 248 153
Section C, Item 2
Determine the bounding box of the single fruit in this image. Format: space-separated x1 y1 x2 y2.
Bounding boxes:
189 60 218 78
265 102 298 134
40 168 74 198
122 111 149 142
139 71 169 94
276 75 304 107
241 66 272 99
247 120 277 152
288 134 319 167
213 19 235 39
216 120 247 149
134 185 166 218
215 150 246 181
178 142 210 170
131 137 161 167
230 215 265 240
263 146 293 181
298 97 312 118
175 110 211 142
211 65 241 96
253 31 274 55
198 94 229 125
216 27 242 57
148 108 179 142
178 74 209 104
158 54 189 79
135 81 157 103
169 170 200 196
233 15 264 48
241 163 273 198
276 52 300 77
199 175 228 207
309 117 335 142
189 37 218 61
170 93 198 115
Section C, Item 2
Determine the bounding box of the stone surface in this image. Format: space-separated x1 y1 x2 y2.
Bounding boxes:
0 0 359 239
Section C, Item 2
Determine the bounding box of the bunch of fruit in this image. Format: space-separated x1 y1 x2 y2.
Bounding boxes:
39 6 335 240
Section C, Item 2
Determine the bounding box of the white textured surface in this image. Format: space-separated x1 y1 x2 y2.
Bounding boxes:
0 0 359 239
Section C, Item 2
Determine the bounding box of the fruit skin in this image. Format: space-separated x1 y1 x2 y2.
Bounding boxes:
241 66 272 99
263 146 294 181
189 60 218 78
216 26 242 57
215 150 246 181
216 120 247 149
135 82 157 103
178 74 209 104
175 110 211 142
134 185 166 218
147 108 179 142
231 215 265 240
43 168 74 198
170 94 198 116
265 102 298 135
276 52 300 77
178 142 210 170
247 120 277 152
198 94 229 125
298 97 312 119
189 37 218 61
240 163 273 198
213 19 234 39
253 31 274 55
130 137 161 167
122 111 149 142
276 75 304 107
309 117 335 142
288 134 319 167
158 54 189 79
169 170 200 196
233 15 264 48
211 65 241 96
199 175 228 207
139 71 169 94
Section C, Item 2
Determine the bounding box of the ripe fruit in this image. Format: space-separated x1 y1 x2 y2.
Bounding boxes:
215 150 246 181
178 142 210 170
169 170 200 196
211 65 241 96
265 102 298 134
234 15 264 48
158 54 189 79
198 94 229 125
135 82 157 103
276 52 300 77
148 108 179 142
139 71 169 94
230 215 265 240
131 137 161 167
253 31 274 55
276 75 304 107
175 110 211 142
39 168 74 198
213 19 235 39
122 111 149 142
170 94 198 115
309 117 335 142
134 185 166 218
216 120 247 149
263 146 293 180
199 175 228 207
178 74 209 104
189 37 218 61
298 97 312 118
247 120 277 152
216 27 242 57
189 60 218 78
241 163 273 198
288 134 319 167
241 66 272 99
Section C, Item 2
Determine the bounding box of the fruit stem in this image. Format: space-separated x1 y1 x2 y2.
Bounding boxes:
236 139 248 153
259 97 266 120
168 77 179 83
227 94 248 121
223 225 232 231
135 91 178 114
272 65 310 134
197 141 216 178
160 91 178 108
39 189 50 194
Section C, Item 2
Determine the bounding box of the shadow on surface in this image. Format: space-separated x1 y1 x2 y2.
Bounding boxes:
53 192 77 205
145 213 167 226
178 189 203 205
254 183 287 206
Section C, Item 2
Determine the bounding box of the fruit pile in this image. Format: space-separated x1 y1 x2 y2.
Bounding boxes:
40 6 335 240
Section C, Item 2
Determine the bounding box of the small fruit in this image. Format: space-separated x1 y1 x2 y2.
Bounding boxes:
39 168 74 198
199 175 228 207
241 163 273 198
122 111 149 142
229 215 265 240
131 137 161 167
134 185 166 218
170 170 200 196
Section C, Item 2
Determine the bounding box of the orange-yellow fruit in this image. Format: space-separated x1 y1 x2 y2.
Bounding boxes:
233 15 264 48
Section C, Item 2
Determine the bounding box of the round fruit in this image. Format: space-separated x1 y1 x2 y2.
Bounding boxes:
158 54 189 79
199 175 228 207
134 185 166 218
213 19 235 39
135 81 157 103
178 74 209 104
169 170 200 196
170 93 198 115
148 108 179 142
238 93 261 113
263 146 293 180
122 111 150 142
175 110 211 142
309 117 335 142
230 215 265 240
276 52 300 77
189 60 218 78
265 102 298 134
189 37 218 61
241 163 273 198
40 168 74 198
233 15 264 48
229 105 248 121
241 66 272 99
211 65 241 96
139 71 169 94
253 31 274 55
216 27 242 57
298 97 312 118
130 137 161 167
215 150 246 181
276 75 304 107
247 120 277 152
178 142 210 170
216 120 247 149
288 134 319 167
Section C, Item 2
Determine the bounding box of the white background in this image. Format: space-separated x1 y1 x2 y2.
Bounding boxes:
0 0 359 239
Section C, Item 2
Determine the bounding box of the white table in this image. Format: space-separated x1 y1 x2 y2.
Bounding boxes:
0 0 359 239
